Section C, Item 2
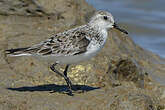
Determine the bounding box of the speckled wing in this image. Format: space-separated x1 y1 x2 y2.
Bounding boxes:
23 26 91 56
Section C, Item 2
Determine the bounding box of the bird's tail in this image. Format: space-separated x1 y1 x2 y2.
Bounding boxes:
5 47 31 56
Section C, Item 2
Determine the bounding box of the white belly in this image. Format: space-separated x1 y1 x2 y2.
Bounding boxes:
39 46 101 64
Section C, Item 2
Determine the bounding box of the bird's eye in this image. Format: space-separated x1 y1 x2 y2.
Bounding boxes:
103 16 108 20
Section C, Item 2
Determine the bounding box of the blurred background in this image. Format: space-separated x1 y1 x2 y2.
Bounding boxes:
86 0 165 58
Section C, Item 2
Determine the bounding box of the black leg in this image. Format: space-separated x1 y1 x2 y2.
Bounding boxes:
63 65 72 90
50 63 64 77
50 63 73 96
64 65 69 76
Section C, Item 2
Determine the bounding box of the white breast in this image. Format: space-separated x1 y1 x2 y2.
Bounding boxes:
85 29 108 57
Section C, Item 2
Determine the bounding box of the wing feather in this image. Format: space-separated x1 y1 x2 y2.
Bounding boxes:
25 25 91 56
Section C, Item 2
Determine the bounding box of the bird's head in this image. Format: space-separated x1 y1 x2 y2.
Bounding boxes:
89 10 128 34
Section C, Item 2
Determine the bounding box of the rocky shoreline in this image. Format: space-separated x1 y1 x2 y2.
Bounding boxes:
0 0 165 110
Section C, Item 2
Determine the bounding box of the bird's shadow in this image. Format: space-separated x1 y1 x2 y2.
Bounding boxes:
7 84 100 95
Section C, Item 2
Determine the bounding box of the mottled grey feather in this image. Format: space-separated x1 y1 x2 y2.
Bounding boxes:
18 25 100 56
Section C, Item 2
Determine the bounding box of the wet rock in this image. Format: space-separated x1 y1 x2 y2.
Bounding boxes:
107 58 141 81
105 57 145 88
0 0 165 110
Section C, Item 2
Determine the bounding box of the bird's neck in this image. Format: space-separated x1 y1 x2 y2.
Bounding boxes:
87 23 108 46
88 22 108 39
88 20 108 31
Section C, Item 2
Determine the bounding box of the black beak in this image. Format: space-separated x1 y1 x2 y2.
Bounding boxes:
113 23 128 34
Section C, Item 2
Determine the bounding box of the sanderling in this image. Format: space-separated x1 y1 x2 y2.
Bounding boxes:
6 10 128 95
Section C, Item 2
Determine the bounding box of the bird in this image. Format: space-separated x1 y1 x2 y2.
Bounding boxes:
5 10 128 96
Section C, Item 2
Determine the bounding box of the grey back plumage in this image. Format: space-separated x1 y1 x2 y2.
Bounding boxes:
11 25 100 56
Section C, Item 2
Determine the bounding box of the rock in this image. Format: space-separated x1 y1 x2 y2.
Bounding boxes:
0 0 47 16
0 0 165 110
